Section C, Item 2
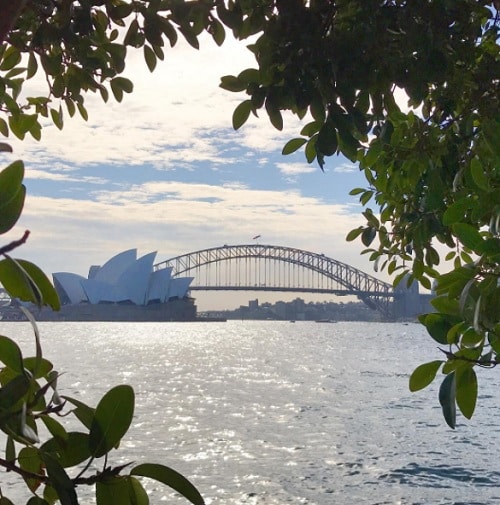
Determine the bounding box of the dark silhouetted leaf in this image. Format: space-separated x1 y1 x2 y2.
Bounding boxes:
232 100 252 130
41 432 91 468
41 453 78 505
282 138 306 155
0 335 24 373
439 372 456 429
132 463 205 505
456 367 477 419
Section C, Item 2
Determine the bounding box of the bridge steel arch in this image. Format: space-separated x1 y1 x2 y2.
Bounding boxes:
155 244 394 318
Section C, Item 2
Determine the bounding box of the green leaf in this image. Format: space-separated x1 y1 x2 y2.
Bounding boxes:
20 259 60 309
6 435 15 463
237 68 259 83
219 75 246 92
0 374 30 411
96 476 134 505
19 447 43 493
423 313 454 345
0 258 60 309
0 118 7 136
442 199 471 225
89 385 135 458
452 223 483 250
129 477 149 505
132 463 205 505
110 77 134 102
337 129 359 162
0 184 25 234
345 227 363 242
143 45 157 72
124 18 140 46
361 227 376 247
232 100 252 130
304 134 318 163
469 158 489 191
265 99 283 131
26 498 49 505
41 432 91 468
40 415 68 443
455 367 477 420
0 46 21 71
409 360 443 392
0 160 24 195
300 121 321 137
50 107 63 130
0 335 24 373
349 187 364 196
27 53 38 79
40 453 78 505
438 372 456 429
430 296 459 316
23 357 53 379
282 138 307 155
360 190 373 206
209 18 225 46
316 121 338 156
63 396 95 429
179 26 199 49
0 159 25 232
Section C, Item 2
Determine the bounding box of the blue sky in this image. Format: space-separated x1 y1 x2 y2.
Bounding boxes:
1 35 382 310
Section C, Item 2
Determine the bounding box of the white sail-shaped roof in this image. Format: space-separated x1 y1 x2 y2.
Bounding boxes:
168 277 193 299
147 267 172 303
53 273 87 304
93 249 137 284
52 249 193 307
80 279 124 304
115 251 157 305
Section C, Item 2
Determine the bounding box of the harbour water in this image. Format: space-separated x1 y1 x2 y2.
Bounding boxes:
2 320 500 504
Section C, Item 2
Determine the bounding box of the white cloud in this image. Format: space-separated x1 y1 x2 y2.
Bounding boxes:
25 168 108 184
333 163 357 174
8 181 372 280
10 35 272 169
0 32 389 311
275 162 316 176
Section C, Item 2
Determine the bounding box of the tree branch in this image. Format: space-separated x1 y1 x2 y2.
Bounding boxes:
439 348 498 368
0 230 30 256
0 457 132 487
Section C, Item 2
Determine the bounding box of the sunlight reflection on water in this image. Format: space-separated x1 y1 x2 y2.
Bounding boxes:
2 320 500 504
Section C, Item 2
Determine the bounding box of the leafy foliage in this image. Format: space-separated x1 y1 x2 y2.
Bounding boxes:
0 0 227 139
212 0 500 428
0 0 497 452
0 162 205 503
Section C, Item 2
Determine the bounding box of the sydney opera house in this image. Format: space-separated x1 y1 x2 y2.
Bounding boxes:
40 249 196 321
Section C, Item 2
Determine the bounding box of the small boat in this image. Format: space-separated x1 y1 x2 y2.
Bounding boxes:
315 319 337 323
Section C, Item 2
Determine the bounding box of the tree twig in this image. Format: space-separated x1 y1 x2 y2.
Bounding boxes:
0 230 30 256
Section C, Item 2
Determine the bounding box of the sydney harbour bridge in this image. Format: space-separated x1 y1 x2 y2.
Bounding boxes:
154 244 419 320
